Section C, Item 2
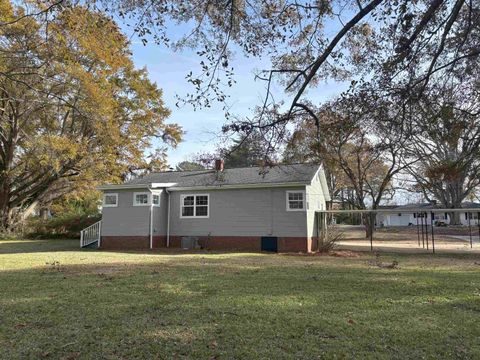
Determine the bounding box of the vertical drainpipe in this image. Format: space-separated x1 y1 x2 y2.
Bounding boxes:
149 187 153 249
166 188 171 247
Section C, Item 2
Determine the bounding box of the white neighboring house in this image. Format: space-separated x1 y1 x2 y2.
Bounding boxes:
377 202 480 227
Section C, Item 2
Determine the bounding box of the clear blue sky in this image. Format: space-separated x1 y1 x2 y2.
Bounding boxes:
127 33 348 167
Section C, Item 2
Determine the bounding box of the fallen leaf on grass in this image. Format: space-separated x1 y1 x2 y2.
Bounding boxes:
61 352 80 360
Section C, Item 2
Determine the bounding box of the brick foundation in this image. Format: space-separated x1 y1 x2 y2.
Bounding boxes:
100 236 167 250
100 235 312 252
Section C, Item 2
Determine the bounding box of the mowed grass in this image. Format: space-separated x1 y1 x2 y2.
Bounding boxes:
0 240 479 359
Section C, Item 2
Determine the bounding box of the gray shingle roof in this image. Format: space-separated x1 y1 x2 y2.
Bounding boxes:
126 163 320 188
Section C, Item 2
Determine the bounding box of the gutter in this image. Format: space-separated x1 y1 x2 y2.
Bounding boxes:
98 184 151 190
98 181 309 192
168 182 308 191
98 182 177 191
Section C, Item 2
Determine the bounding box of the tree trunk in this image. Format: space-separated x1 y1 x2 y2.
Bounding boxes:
449 211 462 225
448 196 464 225
0 181 11 230
364 213 375 239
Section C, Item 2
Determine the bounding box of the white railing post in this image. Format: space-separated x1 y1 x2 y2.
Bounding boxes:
80 220 102 248
98 221 102 248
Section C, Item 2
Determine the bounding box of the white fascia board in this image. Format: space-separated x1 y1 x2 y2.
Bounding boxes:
168 182 308 191
318 169 331 201
97 184 150 191
98 182 177 191
150 183 177 188
100 181 309 192
310 165 331 202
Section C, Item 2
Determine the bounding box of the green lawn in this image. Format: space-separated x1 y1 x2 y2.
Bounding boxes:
1 240 479 359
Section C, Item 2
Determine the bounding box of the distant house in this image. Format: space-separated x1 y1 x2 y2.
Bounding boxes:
377 202 480 227
81 162 331 252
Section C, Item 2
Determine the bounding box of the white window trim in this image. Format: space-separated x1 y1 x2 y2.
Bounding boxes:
152 193 161 207
133 192 151 206
103 193 118 208
180 194 210 219
286 190 306 212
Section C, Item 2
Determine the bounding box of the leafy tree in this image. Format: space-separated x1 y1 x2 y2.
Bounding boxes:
100 1 478 125
283 93 415 236
0 2 182 229
404 85 480 223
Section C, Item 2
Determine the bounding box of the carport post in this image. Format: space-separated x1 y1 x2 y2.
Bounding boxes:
430 211 435 254
421 214 425 248
424 212 429 250
416 214 420 247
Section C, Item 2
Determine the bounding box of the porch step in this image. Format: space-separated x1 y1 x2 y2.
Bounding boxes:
81 240 99 249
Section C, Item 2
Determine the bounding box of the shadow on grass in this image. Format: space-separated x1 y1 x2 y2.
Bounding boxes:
0 254 479 359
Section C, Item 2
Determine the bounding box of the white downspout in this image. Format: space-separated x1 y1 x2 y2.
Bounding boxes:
148 188 153 249
166 188 171 247
149 203 153 249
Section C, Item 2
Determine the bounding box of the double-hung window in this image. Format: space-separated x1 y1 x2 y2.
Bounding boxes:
133 192 161 206
286 191 306 211
103 193 118 207
133 192 150 206
180 194 209 218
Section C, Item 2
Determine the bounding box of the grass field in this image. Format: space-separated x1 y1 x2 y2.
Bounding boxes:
1 239 479 359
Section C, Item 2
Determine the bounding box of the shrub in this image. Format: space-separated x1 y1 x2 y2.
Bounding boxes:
318 226 344 253
25 213 101 239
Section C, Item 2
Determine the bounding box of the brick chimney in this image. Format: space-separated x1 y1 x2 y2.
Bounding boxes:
215 159 224 172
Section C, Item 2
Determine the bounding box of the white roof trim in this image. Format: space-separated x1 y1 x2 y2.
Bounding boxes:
98 184 150 190
150 182 177 188
318 168 331 202
167 182 308 191
98 182 177 191
310 165 331 202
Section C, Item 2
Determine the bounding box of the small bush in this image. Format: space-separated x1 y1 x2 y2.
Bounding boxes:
318 226 344 253
25 214 101 239
0 231 21 240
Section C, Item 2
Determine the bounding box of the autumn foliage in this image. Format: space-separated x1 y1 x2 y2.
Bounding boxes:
0 1 182 229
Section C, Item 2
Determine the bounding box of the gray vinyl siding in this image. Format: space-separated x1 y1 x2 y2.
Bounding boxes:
169 187 307 237
101 186 310 238
152 190 168 236
306 172 327 238
101 189 151 236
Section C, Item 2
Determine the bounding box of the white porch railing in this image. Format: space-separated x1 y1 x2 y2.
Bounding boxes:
80 220 101 248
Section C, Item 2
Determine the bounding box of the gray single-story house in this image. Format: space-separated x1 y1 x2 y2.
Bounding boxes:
82 162 330 252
